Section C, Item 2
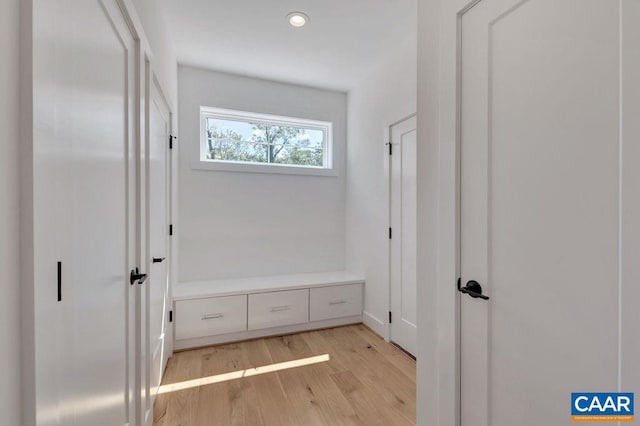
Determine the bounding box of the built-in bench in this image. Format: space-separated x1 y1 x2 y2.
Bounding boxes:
172 271 365 350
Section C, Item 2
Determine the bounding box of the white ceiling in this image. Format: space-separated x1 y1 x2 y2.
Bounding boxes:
159 0 416 92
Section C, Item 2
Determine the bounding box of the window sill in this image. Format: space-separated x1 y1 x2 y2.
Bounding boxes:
191 159 339 177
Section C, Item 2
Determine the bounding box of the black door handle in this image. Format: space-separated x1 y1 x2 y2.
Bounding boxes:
152 257 166 264
130 268 148 285
457 278 490 300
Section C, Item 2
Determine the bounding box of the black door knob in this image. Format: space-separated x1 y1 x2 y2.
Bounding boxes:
457 278 490 300
130 268 148 285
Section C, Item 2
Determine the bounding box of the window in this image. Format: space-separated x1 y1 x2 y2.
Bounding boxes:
198 107 334 175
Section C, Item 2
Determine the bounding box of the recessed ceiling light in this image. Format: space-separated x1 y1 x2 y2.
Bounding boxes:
287 12 309 28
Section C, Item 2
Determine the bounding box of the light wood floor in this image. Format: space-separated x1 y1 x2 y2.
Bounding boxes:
153 324 416 426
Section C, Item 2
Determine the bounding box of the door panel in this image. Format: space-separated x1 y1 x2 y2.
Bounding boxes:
460 0 636 425
42 0 137 424
390 116 417 356
33 0 72 422
148 79 171 401
68 1 136 424
34 0 145 424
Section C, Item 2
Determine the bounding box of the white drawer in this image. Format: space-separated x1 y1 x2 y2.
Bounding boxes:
175 295 247 340
310 283 363 321
248 289 309 330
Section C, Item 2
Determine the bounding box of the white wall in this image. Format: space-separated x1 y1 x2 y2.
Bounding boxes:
178 66 347 282
0 0 23 423
345 36 417 338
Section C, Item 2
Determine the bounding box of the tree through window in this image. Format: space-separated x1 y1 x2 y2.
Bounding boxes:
201 108 331 169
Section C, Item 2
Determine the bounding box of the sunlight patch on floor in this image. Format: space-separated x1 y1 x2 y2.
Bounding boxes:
157 354 330 394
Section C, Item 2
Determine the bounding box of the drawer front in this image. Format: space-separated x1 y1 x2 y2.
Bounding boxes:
248 289 309 330
310 283 363 322
175 295 247 340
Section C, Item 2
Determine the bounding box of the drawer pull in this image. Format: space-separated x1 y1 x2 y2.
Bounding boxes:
201 313 224 320
329 300 347 306
270 305 291 312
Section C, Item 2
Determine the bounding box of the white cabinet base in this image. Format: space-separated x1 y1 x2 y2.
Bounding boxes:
174 315 362 351
175 295 247 340
310 284 363 322
248 289 309 330
173 271 365 351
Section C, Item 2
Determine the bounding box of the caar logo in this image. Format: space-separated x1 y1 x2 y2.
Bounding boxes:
571 393 634 422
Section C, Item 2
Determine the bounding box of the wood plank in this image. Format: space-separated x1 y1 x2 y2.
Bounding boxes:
154 325 416 426
160 348 203 426
240 338 299 426
348 324 416 383
194 344 264 426
153 355 176 425
331 370 413 426
310 327 416 422
194 347 231 426
263 334 358 426
302 327 416 423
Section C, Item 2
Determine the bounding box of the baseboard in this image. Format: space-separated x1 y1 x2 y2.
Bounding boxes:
363 311 388 340
174 315 363 350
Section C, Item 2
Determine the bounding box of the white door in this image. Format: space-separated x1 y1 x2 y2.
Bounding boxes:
146 78 172 405
459 1 640 425
390 115 418 356
33 0 139 424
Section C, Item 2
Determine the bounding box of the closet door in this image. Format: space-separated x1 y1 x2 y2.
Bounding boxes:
456 1 640 424
66 0 138 423
33 0 139 424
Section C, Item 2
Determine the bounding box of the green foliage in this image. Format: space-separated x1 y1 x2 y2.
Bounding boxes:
206 122 323 167
206 127 265 163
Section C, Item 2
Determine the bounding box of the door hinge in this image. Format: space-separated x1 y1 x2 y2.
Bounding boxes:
169 310 173 323
169 224 173 236
388 143 393 155
57 261 62 302
389 311 392 324
389 227 392 239
169 135 176 150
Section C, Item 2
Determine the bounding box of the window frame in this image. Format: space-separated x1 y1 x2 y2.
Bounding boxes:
195 106 336 176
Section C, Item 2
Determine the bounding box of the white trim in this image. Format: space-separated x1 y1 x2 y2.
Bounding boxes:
389 113 418 129
174 316 362 350
194 106 337 176
385 125 393 342
191 159 338 177
108 2 152 426
417 0 463 425
117 0 152 57
363 311 387 339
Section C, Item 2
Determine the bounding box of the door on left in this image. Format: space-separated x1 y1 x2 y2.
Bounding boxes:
33 0 139 424
390 115 418 357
